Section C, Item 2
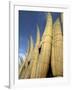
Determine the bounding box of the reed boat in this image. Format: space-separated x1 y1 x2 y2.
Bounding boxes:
19 36 34 79
51 18 63 76
19 39 30 74
30 25 40 78
23 36 34 78
36 13 53 78
19 39 30 79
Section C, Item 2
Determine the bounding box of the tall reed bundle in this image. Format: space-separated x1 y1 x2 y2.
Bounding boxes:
31 25 40 78
36 13 53 78
19 36 34 79
51 18 63 76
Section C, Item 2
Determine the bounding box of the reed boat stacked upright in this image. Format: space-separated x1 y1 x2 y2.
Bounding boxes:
19 36 34 79
36 13 53 78
31 25 40 78
51 18 63 76
24 36 34 78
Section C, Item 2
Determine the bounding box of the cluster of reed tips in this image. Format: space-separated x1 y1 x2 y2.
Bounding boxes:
19 13 63 79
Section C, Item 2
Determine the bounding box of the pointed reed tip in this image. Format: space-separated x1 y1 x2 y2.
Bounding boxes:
54 18 60 27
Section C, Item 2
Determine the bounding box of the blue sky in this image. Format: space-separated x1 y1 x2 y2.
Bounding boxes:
19 11 62 57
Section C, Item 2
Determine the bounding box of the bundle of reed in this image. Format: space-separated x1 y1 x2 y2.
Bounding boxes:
23 36 34 78
30 25 40 78
36 13 53 78
51 18 63 76
19 36 34 79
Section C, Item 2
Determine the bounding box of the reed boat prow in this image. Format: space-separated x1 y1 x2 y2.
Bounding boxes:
42 13 52 39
